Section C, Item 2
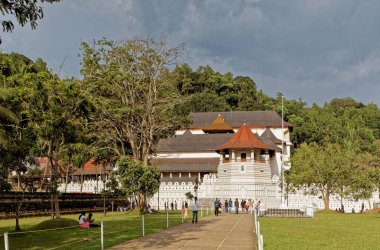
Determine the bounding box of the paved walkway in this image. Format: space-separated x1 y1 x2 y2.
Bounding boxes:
109 213 257 250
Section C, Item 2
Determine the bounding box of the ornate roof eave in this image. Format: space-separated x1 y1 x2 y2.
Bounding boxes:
215 123 280 152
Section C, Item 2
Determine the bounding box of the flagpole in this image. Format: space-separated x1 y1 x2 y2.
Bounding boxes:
280 95 287 209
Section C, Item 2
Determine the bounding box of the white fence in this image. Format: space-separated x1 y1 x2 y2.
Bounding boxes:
254 211 264 250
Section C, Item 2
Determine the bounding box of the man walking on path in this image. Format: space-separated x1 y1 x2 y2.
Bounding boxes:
214 198 221 216
228 198 233 214
248 199 254 214
234 198 239 214
192 197 199 223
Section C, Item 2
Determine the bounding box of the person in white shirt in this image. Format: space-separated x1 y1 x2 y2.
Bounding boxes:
192 197 199 223
79 212 90 229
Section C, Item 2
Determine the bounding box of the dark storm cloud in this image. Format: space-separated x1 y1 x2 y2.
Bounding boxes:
2 0 380 105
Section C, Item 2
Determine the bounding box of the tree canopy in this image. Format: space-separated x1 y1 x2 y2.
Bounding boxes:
115 157 160 213
81 38 188 165
0 0 60 43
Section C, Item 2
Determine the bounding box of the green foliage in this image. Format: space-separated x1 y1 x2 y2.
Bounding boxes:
172 63 275 112
349 141 380 200
185 192 194 200
102 172 125 197
80 38 187 163
289 142 355 209
0 170 11 192
116 157 160 212
0 0 60 43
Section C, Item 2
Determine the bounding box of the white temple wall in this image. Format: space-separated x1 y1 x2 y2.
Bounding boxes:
150 178 380 211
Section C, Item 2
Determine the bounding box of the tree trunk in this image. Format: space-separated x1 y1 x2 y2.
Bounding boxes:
323 191 330 210
15 192 24 231
17 174 20 191
54 194 60 218
80 167 84 193
51 193 54 219
64 166 69 193
49 155 61 219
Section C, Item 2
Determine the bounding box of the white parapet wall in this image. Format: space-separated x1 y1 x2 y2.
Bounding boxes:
149 175 380 211
58 180 106 194
59 177 380 212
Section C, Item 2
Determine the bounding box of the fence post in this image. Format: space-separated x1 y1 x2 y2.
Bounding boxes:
166 210 169 228
142 215 145 237
260 234 264 250
254 212 258 235
4 232 9 250
101 221 104 250
257 221 261 249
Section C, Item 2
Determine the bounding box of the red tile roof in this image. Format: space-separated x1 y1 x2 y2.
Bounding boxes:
216 123 279 151
71 158 113 175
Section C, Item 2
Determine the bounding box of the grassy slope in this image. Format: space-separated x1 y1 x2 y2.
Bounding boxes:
259 211 380 250
0 210 186 249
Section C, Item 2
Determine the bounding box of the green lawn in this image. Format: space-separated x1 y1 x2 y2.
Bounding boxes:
0 210 190 249
258 210 380 250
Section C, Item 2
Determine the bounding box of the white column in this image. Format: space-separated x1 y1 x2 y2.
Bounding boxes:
232 150 236 162
251 150 254 162
220 153 224 163
265 150 269 164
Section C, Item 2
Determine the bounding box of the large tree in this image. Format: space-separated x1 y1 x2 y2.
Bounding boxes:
81 38 187 165
351 141 380 202
0 0 60 43
116 157 160 213
13 72 91 218
288 142 355 209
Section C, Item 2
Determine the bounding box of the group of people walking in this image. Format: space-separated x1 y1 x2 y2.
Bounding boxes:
216 198 260 215
182 197 262 225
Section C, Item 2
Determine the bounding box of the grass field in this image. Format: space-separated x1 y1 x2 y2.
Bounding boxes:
258 210 380 250
0 210 196 249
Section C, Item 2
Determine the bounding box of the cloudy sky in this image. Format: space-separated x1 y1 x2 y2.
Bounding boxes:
2 0 380 106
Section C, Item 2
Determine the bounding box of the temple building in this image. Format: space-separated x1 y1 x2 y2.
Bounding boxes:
152 111 291 186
